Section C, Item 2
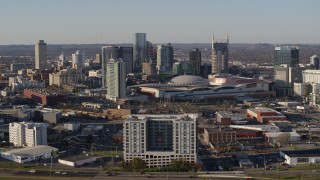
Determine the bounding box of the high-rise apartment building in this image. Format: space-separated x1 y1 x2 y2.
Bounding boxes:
123 114 197 168
72 50 85 69
156 43 174 74
133 33 146 72
9 122 47 147
101 46 133 88
274 46 299 67
189 49 201 76
211 35 229 74
35 40 47 70
106 59 126 100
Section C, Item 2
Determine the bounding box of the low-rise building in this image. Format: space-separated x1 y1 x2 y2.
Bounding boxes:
82 102 104 109
203 126 237 145
81 125 104 136
63 122 81 132
264 132 301 144
229 125 280 133
280 149 320 166
1 145 58 163
247 107 287 123
58 154 98 167
41 108 62 124
216 111 246 125
23 89 65 106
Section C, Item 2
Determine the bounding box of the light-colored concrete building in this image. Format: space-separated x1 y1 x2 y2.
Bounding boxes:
280 149 320 166
9 122 47 147
123 114 197 168
41 108 62 124
72 50 85 69
63 122 80 132
58 154 98 167
35 40 47 70
1 145 58 163
303 70 320 83
106 59 126 100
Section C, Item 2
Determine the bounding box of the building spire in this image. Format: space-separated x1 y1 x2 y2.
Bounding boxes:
226 33 229 44
212 32 214 49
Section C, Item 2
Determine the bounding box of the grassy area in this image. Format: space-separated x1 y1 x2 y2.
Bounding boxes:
289 164 320 171
291 144 299 150
94 151 123 157
250 173 320 180
0 161 69 172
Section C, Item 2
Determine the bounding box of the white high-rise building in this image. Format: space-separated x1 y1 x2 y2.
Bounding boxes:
72 50 85 69
9 122 47 147
106 58 126 100
123 114 197 168
35 40 47 70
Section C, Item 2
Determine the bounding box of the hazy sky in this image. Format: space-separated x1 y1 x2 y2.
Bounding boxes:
0 0 319 45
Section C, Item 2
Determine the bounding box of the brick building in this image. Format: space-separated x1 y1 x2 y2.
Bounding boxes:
247 107 287 123
203 126 237 145
23 89 65 106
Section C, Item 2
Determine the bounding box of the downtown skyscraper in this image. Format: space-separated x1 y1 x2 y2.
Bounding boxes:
133 33 146 72
189 49 202 76
211 34 229 74
101 45 133 88
35 40 47 70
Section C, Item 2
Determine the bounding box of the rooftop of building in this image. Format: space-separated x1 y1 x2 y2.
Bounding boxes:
205 126 235 133
168 75 210 85
264 132 300 138
248 107 280 114
1 145 58 156
303 70 320 73
127 114 198 122
281 148 320 157
58 153 99 162
24 88 65 96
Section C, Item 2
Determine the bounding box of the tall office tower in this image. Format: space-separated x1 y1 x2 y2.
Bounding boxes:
101 46 133 88
106 59 126 100
119 47 133 74
274 46 299 67
123 114 197 168
58 53 65 67
133 33 146 72
211 34 229 74
35 40 47 70
146 41 155 61
95 53 102 64
310 55 320 69
189 49 202 76
9 122 47 147
274 64 303 96
72 50 85 69
156 43 174 74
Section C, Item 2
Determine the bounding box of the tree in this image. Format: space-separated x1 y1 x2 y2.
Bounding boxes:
170 158 190 171
131 158 146 170
86 135 93 144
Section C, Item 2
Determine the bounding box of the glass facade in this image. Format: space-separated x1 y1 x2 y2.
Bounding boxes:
146 120 173 151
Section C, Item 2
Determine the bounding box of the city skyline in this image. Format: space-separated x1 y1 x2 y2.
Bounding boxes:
1 0 319 45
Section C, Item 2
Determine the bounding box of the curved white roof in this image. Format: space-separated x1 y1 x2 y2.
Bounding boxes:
169 75 209 85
